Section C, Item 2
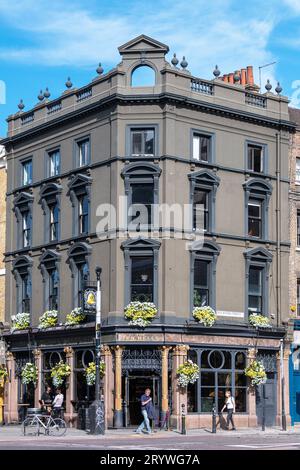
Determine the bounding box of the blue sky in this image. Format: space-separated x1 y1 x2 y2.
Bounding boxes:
1 0 300 136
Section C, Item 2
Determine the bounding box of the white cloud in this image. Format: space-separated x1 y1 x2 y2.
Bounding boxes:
0 0 281 87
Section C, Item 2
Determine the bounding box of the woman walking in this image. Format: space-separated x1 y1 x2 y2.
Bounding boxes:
221 390 236 430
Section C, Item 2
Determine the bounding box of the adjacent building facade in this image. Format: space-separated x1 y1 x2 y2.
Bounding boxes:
288 107 300 424
0 35 294 429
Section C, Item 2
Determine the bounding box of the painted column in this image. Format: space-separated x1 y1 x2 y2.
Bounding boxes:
276 347 292 427
5 352 18 423
33 349 42 408
160 346 171 423
101 345 113 429
247 347 258 427
171 345 189 431
64 347 75 427
113 345 124 428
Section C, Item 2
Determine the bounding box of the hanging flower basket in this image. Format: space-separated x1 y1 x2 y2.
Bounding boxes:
50 360 71 387
249 313 271 328
84 361 105 386
0 366 8 383
176 360 200 388
11 313 30 331
244 360 267 386
124 301 158 327
65 308 86 326
38 310 58 329
193 306 217 327
21 363 38 385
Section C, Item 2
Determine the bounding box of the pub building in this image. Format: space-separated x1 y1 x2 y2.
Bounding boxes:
1 35 294 429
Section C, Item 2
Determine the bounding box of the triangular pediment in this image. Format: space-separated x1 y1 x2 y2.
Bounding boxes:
39 249 60 265
188 169 220 186
121 237 161 250
14 191 34 206
118 35 169 55
68 173 92 191
244 247 273 261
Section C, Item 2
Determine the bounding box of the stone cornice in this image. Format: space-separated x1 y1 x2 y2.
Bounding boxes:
1 92 295 148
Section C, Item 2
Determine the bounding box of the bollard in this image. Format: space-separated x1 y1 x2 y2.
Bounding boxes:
212 405 217 433
181 403 187 435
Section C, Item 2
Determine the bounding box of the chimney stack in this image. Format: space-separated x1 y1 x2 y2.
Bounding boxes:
241 69 247 86
246 66 254 86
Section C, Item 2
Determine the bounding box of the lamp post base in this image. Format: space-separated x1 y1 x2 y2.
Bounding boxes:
88 399 105 435
113 410 123 428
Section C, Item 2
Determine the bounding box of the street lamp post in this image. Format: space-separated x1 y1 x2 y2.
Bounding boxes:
88 266 105 435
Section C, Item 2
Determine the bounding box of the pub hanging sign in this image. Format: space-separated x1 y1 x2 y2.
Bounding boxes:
83 286 97 312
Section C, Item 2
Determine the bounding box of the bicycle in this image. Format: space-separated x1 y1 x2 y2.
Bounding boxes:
22 411 67 437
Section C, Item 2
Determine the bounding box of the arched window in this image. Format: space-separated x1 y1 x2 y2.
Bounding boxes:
131 65 156 87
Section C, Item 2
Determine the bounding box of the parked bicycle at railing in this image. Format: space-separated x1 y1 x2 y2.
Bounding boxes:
22 408 67 437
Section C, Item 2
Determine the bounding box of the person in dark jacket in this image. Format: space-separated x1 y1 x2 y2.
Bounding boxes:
135 388 152 434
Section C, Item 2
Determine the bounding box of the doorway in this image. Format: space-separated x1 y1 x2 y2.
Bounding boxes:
256 372 277 427
124 374 160 426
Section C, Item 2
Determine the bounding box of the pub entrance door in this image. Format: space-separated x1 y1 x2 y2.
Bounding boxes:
124 374 160 426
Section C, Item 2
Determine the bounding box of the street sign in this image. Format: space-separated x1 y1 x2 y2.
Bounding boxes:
83 287 97 313
0 340 6 365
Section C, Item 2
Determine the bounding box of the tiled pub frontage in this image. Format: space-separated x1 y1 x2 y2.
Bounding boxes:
3 325 290 430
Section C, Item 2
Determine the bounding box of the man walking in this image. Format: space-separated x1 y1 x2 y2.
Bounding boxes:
135 388 152 434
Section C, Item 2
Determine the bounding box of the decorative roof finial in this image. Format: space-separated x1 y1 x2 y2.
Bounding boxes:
38 90 44 102
265 79 272 92
44 87 50 99
96 63 104 75
233 71 240 83
171 53 179 68
213 65 221 78
180 56 188 70
65 77 73 89
17 99 25 111
275 82 282 95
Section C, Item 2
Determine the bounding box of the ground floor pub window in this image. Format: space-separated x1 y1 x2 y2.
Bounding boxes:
187 349 247 413
42 350 66 399
74 349 95 403
15 353 35 421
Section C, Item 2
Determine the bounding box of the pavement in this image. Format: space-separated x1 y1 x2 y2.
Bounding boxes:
0 424 300 450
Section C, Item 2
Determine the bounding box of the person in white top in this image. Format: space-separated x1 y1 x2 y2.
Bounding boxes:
221 390 236 430
52 388 64 418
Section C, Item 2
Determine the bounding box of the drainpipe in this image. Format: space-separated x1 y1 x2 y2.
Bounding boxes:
275 132 281 327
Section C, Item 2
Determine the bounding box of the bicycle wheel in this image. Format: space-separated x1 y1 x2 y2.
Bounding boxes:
23 416 39 436
48 418 67 437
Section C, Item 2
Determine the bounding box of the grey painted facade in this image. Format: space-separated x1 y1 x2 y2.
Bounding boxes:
1 35 294 428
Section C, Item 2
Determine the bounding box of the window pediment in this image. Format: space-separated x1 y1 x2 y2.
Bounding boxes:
67 242 92 259
243 178 272 194
188 169 220 187
121 237 161 250
39 249 61 266
13 255 33 271
40 183 62 200
121 161 161 178
68 173 92 194
190 239 221 255
13 191 34 207
244 246 273 261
